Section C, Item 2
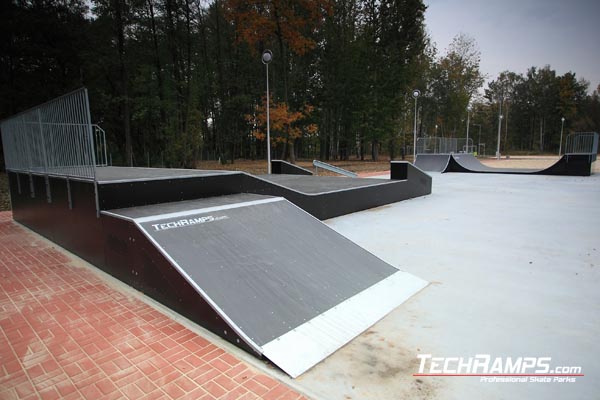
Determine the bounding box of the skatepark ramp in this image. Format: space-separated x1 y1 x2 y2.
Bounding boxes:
415 142 597 176
3 90 431 378
445 153 595 176
102 194 427 377
414 154 452 172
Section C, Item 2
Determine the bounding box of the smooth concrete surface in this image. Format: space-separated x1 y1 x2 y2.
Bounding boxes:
290 172 600 400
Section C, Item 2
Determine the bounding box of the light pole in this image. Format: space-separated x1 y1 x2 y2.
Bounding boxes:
559 117 565 155
496 114 503 160
466 106 471 153
262 49 273 174
412 89 420 162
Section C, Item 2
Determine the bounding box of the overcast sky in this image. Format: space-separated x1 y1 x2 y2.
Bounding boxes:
424 0 600 93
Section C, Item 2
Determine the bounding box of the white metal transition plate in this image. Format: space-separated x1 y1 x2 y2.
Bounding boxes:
261 270 428 378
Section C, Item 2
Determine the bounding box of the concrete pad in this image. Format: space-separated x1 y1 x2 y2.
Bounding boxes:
292 172 600 400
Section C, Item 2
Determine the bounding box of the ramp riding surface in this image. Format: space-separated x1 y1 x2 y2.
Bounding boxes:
102 194 427 377
414 154 451 172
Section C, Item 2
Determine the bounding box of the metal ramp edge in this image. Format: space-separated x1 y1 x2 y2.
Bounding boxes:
262 270 426 377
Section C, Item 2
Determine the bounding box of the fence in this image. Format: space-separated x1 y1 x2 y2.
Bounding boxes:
416 137 474 155
0 88 98 180
565 132 599 156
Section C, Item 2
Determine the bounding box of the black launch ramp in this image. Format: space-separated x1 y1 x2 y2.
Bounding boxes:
103 194 427 378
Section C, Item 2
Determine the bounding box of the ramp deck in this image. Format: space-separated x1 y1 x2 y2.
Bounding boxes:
257 174 393 193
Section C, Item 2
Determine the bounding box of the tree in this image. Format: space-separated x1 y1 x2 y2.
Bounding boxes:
430 33 484 138
224 0 331 162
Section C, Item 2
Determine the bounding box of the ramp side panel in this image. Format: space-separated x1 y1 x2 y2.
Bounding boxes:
137 199 399 347
271 160 313 175
241 174 432 220
101 212 257 353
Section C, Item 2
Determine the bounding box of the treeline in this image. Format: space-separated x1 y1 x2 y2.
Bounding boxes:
1 0 598 169
475 68 599 155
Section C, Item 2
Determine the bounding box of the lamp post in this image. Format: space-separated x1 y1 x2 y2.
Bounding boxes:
412 89 420 162
496 114 503 159
466 106 472 153
559 117 565 155
262 49 273 174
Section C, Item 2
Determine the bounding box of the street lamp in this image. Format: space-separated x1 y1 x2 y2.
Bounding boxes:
412 89 420 161
496 114 503 159
559 117 565 155
466 106 472 153
262 49 273 174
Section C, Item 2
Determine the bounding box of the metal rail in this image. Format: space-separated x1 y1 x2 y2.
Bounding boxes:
93 124 108 167
312 160 358 177
0 88 97 180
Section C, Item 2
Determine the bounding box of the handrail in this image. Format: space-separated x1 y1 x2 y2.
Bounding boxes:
312 160 358 177
92 124 108 167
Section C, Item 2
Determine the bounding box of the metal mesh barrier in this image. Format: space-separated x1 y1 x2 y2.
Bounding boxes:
565 132 599 156
1 88 97 180
416 137 474 154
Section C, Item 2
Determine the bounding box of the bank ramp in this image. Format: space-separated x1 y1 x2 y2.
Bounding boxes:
102 193 427 377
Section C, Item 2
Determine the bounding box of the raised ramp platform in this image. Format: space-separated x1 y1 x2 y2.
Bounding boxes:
96 164 432 220
102 194 427 377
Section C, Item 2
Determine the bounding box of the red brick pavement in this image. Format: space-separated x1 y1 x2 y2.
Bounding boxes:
0 211 308 400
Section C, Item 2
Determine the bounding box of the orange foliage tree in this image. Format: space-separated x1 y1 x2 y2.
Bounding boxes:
246 97 318 157
224 0 330 162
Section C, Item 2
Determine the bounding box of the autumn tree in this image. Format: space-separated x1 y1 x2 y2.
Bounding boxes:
224 0 331 162
246 97 317 151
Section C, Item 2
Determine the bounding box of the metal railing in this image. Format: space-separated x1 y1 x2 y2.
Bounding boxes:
312 160 358 177
93 124 108 167
0 88 97 180
565 132 599 156
416 137 474 155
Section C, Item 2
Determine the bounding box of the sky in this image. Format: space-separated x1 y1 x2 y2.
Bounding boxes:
424 0 600 93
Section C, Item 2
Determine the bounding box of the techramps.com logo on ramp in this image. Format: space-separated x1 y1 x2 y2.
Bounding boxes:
414 354 583 383
151 215 229 232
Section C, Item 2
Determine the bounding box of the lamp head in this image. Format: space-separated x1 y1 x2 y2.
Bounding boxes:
262 49 273 64
412 89 421 99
